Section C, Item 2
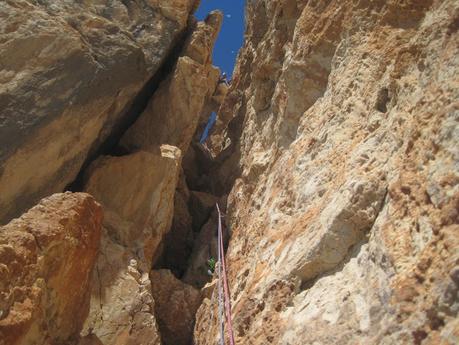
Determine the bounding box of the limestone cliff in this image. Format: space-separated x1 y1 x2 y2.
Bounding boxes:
195 1 459 344
1 1 458 345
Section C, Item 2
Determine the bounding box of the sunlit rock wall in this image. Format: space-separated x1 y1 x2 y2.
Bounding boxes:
195 1 459 344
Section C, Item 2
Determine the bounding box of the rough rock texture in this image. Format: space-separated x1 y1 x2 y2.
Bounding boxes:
81 233 162 345
121 11 222 154
0 193 102 345
195 1 459 345
151 269 202 345
81 146 181 345
0 0 197 223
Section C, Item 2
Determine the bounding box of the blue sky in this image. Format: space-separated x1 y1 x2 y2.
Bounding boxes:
195 0 245 77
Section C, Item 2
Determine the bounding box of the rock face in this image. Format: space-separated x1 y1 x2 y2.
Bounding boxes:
0 193 102 345
80 147 181 345
0 0 197 223
151 269 202 345
195 1 459 345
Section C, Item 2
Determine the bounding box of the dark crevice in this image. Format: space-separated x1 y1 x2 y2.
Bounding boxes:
65 24 194 192
156 101 245 282
159 92 246 283
153 133 233 345
155 155 221 281
155 104 239 287
376 87 390 113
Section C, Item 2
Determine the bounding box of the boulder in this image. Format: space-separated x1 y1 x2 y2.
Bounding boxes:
0 193 102 345
84 147 181 262
150 269 202 345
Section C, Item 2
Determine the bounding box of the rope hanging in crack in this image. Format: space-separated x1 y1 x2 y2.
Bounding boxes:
216 203 235 345
217 204 225 345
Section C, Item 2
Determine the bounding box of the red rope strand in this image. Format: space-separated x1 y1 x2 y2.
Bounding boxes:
216 203 235 345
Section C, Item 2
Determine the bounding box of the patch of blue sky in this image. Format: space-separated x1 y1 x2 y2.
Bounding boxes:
195 0 245 77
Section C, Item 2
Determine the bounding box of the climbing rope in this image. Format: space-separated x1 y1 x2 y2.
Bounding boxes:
217 209 225 345
216 203 236 345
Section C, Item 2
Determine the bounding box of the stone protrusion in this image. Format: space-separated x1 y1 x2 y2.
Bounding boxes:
0 193 103 345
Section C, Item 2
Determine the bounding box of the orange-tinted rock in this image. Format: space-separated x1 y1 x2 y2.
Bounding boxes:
0 193 102 345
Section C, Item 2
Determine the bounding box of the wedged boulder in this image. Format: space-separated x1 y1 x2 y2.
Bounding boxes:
81 146 181 344
0 193 103 345
150 269 202 345
0 0 196 224
212 83 229 107
84 147 181 262
120 11 223 154
194 79 229 143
